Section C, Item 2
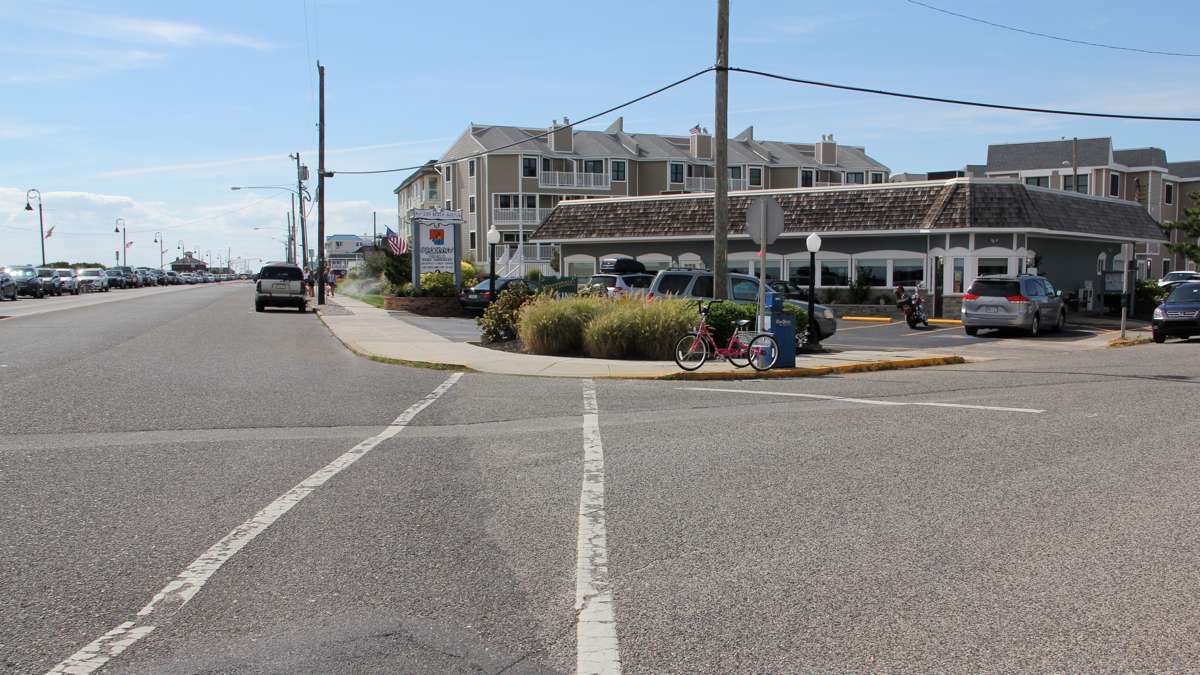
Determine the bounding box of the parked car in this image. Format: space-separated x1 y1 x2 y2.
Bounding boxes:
104 269 128 289
255 262 307 312
6 266 46 297
459 277 540 314
962 274 1065 336
55 269 80 295
646 269 838 340
767 279 813 301
0 271 17 301
77 268 110 292
584 272 654 298
1157 271 1200 288
180 272 198 284
1152 282 1200 343
164 271 181 285
36 268 64 296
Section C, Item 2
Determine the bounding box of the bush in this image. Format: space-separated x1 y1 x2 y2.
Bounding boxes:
1134 279 1166 318
526 268 542 281
847 274 872 304
478 287 533 342
416 271 457 297
583 298 694 360
365 249 411 288
519 295 610 354
460 260 478 282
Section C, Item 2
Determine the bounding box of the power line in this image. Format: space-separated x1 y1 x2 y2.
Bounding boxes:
332 67 716 176
905 0 1200 58
729 67 1200 122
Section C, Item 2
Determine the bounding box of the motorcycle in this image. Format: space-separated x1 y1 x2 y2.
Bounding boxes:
895 285 929 328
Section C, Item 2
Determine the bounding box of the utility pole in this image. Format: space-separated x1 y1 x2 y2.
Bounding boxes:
317 61 327 305
290 193 298 264
291 152 310 270
1072 136 1079 194
287 210 295 263
373 211 377 249
712 0 730 299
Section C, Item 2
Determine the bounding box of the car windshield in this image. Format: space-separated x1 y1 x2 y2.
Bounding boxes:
471 279 509 290
1166 284 1200 304
106 270 122 276
10 269 34 277
969 279 1020 297
258 267 302 281
38 270 55 277
622 275 652 288
80 270 101 276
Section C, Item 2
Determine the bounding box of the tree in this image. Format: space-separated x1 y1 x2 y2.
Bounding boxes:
1161 190 1200 268
363 248 410 288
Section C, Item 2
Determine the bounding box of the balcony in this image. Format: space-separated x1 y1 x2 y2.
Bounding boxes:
684 177 749 192
539 171 610 189
492 207 552 224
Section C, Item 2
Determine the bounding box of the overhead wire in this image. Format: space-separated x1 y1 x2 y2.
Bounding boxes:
728 66 1200 122
904 0 1200 58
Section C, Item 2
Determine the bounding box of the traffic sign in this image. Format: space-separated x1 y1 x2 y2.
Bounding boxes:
746 196 784 246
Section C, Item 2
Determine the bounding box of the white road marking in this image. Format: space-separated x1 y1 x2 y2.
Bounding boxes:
576 380 621 674
46 372 463 675
677 386 1045 414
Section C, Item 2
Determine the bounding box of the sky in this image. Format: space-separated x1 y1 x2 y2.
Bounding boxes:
2 0 1198 270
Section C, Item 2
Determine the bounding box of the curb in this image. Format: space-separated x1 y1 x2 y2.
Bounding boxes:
1108 336 1152 348
654 355 966 381
316 311 474 372
927 318 962 326
841 316 893 323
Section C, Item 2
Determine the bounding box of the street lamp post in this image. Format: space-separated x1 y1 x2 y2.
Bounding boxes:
24 189 45 266
153 232 164 270
114 218 127 267
487 226 501 302
805 233 822 348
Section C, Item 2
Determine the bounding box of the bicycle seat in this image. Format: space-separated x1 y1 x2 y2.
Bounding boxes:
735 319 751 327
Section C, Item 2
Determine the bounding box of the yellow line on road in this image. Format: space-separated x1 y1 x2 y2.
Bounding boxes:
841 316 893 322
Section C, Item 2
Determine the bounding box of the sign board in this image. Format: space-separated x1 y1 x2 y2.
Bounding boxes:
409 208 462 290
746 196 785 246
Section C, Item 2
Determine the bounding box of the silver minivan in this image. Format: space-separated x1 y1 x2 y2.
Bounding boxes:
962 274 1065 336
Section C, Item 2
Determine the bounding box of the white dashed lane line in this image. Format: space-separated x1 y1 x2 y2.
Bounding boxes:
678 386 1045 414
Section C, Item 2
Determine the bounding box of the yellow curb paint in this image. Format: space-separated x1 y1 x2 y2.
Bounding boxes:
840 316 893 323
657 355 966 381
927 318 962 325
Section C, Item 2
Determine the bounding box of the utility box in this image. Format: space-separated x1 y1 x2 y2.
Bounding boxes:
765 292 796 369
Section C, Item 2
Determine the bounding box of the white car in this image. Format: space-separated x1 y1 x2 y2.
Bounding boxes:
76 268 109 292
1158 271 1200 288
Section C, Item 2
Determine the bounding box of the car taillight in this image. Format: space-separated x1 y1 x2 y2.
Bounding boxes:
963 292 978 300
482 291 491 299
646 292 655 301
1006 294 1029 302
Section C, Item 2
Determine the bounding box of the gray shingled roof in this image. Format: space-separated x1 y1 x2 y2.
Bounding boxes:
394 160 437 193
1114 147 1168 168
1169 161 1200 179
531 180 1165 243
987 138 1112 172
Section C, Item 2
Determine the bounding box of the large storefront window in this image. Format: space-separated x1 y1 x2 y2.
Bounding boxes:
567 261 594 281
977 257 1009 276
820 260 849 286
788 259 811 286
855 259 887 286
952 258 965 293
892 260 924 287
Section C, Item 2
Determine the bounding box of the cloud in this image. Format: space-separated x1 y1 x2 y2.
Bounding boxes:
0 46 164 85
95 138 452 179
46 10 273 50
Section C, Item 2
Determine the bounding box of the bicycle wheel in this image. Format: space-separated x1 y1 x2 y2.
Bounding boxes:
726 335 751 368
674 334 708 371
747 334 779 371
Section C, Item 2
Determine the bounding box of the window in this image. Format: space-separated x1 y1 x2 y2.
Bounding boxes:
469 231 477 250
855 259 887 286
892 260 924 286
728 166 743 179
820 260 849 286
977 257 1009 276
870 172 885 184
611 160 626 181
952 258 965 293
583 159 604 174
845 172 865 185
444 165 452 184
567 261 595 280
669 163 684 184
1163 259 1172 277
1063 174 1089 194
690 275 713 298
524 195 537 209
542 157 551 171
801 169 815 188
655 273 692 296
1110 172 1121 197
496 194 516 209
1042 278 1057 296
522 157 538 178
468 196 476 213
468 159 475 177
731 278 759 302
1024 176 1049 188
787 259 811 286
749 167 762 187
1165 183 1174 205
444 199 451 210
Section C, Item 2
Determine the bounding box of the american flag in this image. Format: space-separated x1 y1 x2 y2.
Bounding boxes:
385 227 407 255
126 241 134 249
44 225 54 239
689 123 702 135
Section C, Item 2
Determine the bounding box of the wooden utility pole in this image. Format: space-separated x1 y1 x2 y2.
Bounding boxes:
712 0 730 299
292 152 309 270
317 62 327 305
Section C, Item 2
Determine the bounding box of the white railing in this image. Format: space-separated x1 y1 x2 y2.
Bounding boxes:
539 171 611 189
492 207 553 224
685 177 749 192
729 178 748 191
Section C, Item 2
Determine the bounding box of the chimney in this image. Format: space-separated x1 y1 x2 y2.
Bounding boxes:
816 134 837 165
550 116 573 153
689 125 713 160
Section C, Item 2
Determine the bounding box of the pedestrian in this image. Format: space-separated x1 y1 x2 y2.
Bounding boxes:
304 268 314 297
325 269 337 297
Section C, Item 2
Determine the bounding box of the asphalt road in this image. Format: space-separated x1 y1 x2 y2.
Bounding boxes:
3 283 1199 672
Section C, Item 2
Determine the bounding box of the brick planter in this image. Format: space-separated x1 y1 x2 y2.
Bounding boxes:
383 295 465 317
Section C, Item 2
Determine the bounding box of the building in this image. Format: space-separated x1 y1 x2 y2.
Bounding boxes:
531 178 1165 315
428 118 890 272
982 137 1200 277
325 234 372 274
169 252 207 273
393 160 441 243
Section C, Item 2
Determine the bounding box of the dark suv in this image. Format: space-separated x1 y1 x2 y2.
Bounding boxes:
1152 282 1200 343
5 266 45 298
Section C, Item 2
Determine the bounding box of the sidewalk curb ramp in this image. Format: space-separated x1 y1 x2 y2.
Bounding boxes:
649 356 967 381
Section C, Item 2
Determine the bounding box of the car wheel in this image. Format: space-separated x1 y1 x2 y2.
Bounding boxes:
965 326 978 336
35 288 43 299
1055 310 1065 332
1153 332 1166 344
1029 314 1040 337
297 303 306 313
255 302 265 312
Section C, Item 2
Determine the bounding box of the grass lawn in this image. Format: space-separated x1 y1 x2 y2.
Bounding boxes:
344 292 386 308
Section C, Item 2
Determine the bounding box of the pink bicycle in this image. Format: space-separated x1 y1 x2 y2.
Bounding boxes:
674 301 779 372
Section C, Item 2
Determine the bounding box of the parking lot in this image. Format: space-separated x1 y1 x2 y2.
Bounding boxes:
823 317 1121 352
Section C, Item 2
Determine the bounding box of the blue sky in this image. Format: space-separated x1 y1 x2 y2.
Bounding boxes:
2 0 1198 269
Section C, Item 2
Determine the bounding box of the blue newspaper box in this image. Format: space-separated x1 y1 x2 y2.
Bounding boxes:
765 292 796 368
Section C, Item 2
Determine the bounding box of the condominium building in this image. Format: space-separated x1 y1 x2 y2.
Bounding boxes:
393 160 441 242
982 138 1200 276
421 118 889 267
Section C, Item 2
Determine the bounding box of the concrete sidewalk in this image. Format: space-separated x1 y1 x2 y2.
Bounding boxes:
318 295 965 379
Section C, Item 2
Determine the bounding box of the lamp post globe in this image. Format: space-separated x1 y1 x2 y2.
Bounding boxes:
486 226 501 303
805 232 822 348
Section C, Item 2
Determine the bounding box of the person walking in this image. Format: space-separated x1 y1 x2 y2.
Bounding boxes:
325 269 337 297
303 267 314 297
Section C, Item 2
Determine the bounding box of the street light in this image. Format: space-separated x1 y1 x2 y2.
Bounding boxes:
25 189 45 266
153 232 164 270
486 225 501 302
805 232 822 348
114 218 127 267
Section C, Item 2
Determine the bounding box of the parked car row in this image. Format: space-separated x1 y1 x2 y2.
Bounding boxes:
0 265 241 300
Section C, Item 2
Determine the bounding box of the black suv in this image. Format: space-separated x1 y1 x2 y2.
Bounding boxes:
5 266 45 298
1152 282 1200 343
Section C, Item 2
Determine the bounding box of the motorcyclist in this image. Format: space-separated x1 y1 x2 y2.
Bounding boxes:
894 284 912 311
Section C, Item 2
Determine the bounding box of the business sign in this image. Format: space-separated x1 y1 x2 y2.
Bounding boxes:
409 208 463 290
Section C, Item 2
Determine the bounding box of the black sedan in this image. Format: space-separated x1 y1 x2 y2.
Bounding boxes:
1152 282 1200 343
0 271 17 301
458 278 540 314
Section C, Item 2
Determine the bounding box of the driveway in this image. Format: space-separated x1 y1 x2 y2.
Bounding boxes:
824 318 1120 352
